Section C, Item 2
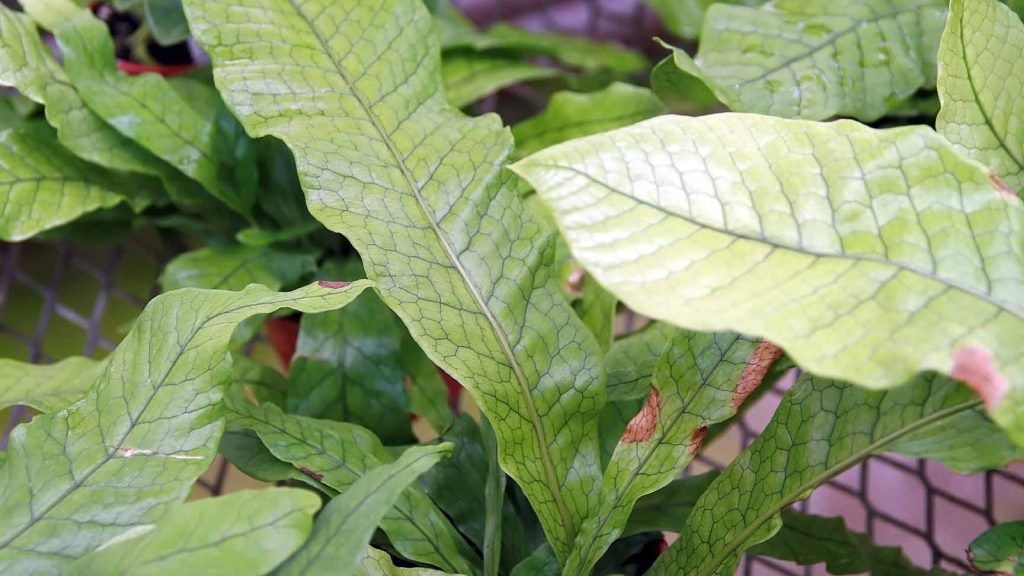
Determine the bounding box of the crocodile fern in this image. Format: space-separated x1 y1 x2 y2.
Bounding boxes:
0 0 1020 574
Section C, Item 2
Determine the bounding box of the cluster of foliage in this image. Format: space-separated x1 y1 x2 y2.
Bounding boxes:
1 0 1023 574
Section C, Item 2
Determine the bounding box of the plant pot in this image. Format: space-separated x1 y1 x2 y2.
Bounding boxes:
264 316 300 371
115 59 196 77
89 2 198 77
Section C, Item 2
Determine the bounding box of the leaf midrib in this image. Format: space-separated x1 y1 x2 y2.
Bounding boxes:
0 292 329 553
691 397 982 576
291 449 438 572
240 408 466 571
568 335 744 575
716 2 936 88
280 0 577 548
956 4 1024 176
542 163 1024 321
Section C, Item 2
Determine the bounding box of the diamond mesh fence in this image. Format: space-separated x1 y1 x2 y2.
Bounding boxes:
1 0 1022 574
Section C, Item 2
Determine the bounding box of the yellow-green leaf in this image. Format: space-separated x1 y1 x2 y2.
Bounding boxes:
937 0 1024 195
71 488 319 576
659 0 947 120
0 281 369 574
185 0 606 559
513 113 1024 441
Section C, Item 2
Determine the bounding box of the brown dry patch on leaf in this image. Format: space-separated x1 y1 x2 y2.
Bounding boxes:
688 425 708 457
952 345 1009 411
317 280 351 289
299 466 324 481
622 387 661 443
990 173 1018 199
732 341 785 409
566 267 586 295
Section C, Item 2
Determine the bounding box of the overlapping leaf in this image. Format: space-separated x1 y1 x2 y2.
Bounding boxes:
226 396 478 574
605 322 677 401
512 83 666 161
275 444 453 576
185 0 606 559
431 9 646 75
564 333 783 576
643 0 767 41
442 50 556 108
649 372 1021 576
289 261 415 444
0 5 206 211
418 415 530 572
0 123 135 241
513 114 1024 441
0 356 100 413
161 245 318 292
144 0 190 46
969 521 1024 574
21 0 251 215
621 472 718 537
71 488 319 576
0 281 368 574
357 546 453 575
658 0 947 120
750 511 955 575
937 0 1024 195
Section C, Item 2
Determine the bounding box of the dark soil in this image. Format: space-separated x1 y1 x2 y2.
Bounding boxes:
92 2 192 65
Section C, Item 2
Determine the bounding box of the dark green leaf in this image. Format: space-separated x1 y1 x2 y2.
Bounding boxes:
418 416 528 572
750 511 956 575
144 0 190 46
274 443 453 576
162 245 318 292
969 521 1024 575
289 260 414 444
226 397 478 574
622 472 718 536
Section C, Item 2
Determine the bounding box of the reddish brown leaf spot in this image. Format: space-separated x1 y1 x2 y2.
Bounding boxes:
317 280 351 289
688 424 708 457
732 341 785 410
952 345 1009 411
622 387 660 443
299 466 324 482
565 267 586 295
990 173 1017 199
